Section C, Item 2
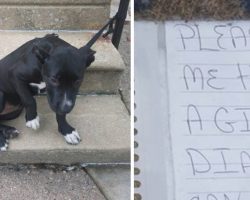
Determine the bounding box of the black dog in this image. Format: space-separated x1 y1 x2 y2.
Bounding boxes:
0 20 111 151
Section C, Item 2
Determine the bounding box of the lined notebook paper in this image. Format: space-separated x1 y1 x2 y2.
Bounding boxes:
135 21 250 200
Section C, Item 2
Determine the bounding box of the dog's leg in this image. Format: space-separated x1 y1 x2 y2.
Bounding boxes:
0 133 8 151
0 91 4 112
56 114 81 145
0 125 20 151
12 78 40 130
0 91 20 151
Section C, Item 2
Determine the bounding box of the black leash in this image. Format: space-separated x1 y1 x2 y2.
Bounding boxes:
85 13 118 48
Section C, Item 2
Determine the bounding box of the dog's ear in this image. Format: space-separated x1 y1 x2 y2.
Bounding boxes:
86 49 96 68
79 47 96 68
32 42 52 64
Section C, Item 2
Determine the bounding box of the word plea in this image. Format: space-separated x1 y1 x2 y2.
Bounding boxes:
176 23 250 51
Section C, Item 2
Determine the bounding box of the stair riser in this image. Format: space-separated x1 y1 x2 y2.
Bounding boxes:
81 71 122 94
0 5 109 30
0 150 130 165
0 0 109 5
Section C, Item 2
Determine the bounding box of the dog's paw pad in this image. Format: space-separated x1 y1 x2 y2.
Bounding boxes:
64 130 81 145
26 116 40 130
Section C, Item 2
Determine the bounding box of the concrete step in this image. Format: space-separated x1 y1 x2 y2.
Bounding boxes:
0 95 130 164
0 0 110 30
86 166 131 200
0 167 107 200
0 30 125 94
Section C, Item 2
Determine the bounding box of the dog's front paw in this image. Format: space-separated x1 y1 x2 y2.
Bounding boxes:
64 130 81 145
0 127 20 152
0 134 8 151
26 116 40 130
3 127 20 139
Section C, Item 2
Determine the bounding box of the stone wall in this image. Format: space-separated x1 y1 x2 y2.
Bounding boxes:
0 0 110 30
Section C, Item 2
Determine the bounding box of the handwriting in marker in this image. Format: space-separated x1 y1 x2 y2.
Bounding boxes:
175 23 249 51
186 105 250 135
185 148 250 176
182 63 250 91
189 192 243 200
166 21 250 199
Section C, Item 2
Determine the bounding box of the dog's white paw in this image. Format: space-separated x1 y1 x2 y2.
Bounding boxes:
26 116 40 130
64 130 81 145
0 143 8 151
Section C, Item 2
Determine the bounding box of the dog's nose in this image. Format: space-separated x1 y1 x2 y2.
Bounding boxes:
60 104 73 113
65 100 73 107
60 93 74 113
61 99 73 112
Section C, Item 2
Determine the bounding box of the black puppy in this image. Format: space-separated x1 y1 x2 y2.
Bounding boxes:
0 21 111 151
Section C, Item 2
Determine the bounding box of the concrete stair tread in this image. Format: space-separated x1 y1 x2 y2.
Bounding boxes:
0 30 124 72
87 166 130 200
0 95 130 164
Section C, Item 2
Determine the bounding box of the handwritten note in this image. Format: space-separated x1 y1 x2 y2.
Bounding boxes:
166 21 250 200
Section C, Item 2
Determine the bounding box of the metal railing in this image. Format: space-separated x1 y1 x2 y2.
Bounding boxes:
103 0 130 49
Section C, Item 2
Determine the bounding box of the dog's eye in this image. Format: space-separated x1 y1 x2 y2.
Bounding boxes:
49 77 59 86
74 79 82 87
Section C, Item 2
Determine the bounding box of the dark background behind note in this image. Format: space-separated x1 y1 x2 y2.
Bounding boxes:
135 0 250 20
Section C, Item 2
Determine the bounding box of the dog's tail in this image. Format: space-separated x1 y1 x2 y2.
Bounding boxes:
0 104 23 121
85 14 117 49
